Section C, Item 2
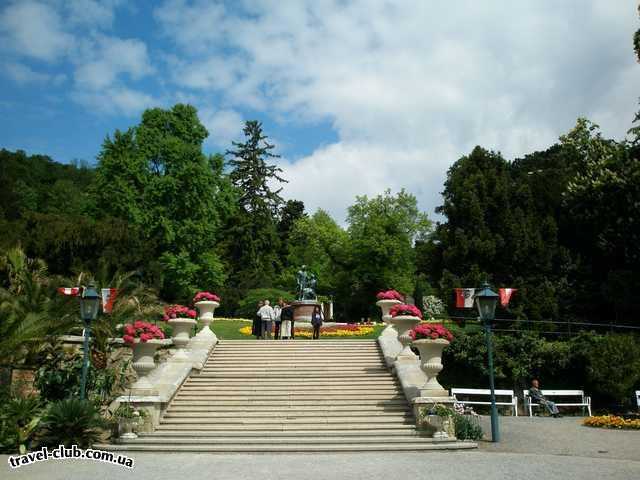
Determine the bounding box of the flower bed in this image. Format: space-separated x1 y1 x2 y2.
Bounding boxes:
239 324 375 337
583 415 640 430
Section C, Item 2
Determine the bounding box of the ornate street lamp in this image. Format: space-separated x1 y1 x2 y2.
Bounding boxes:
79 283 100 400
475 282 500 442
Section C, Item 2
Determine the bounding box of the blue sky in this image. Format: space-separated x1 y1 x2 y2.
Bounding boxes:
1 0 638 221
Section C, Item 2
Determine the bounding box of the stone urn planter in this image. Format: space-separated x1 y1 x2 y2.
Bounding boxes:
388 315 421 359
130 339 163 394
376 299 401 337
412 338 450 394
194 300 219 340
118 417 138 440
168 318 197 361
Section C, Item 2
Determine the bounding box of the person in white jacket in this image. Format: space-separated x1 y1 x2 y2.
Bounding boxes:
257 300 275 340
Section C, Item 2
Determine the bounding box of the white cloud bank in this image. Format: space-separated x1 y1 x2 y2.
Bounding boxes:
154 0 640 221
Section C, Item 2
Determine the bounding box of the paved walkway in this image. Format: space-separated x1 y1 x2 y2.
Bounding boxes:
3 417 638 479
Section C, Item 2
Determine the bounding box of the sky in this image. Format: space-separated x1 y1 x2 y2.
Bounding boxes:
1 0 638 223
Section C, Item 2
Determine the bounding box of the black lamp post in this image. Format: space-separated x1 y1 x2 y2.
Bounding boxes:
475 282 500 442
79 283 100 400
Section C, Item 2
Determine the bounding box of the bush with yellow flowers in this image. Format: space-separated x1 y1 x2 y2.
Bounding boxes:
583 415 640 430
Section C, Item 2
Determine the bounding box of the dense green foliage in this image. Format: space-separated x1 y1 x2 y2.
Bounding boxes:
38 399 105 448
440 331 640 409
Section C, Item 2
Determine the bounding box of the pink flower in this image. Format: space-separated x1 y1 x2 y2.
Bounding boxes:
193 291 221 303
376 290 405 301
133 320 145 330
123 324 135 336
123 335 135 345
139 333 152 342
389 304 423 319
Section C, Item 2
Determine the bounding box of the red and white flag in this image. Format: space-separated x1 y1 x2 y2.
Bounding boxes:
101 288 118 314
499 288 517 307
57 287 80 296
455 288 476 308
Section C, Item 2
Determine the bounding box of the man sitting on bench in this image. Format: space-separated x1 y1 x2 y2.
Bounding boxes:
529 379 562 418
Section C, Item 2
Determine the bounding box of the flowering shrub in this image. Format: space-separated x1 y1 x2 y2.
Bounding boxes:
389 304 423 319
422 295 445 319
122 321 165 345
409 323 454 342
376 290 404 301
193 291 221 303
583 415 640 430
163 305 196 321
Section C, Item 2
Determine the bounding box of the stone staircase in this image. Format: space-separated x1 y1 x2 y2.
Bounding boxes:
112 339 475 452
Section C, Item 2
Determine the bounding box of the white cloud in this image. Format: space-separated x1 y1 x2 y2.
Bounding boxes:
199 108 244 149
73 35 154 90
0 1 73 61
155 0 640 219
72 87 157 116
4 62 49 85
65 0 123 29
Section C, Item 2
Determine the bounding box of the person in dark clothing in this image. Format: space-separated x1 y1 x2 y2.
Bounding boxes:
311 305 323 340
280 303 293 339
529 379 562 417
252 300 263 339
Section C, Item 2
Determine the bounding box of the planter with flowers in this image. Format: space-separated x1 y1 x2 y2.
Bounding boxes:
388 304 422 359
193 292 220 340
163 305 197 360
122 321 165 394
410 323 454 395
376 290 403 340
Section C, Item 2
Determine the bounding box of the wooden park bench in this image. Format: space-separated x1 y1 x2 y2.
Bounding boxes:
523 389 592 417
451 388 518 416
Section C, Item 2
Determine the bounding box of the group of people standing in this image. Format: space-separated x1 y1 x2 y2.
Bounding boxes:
252 299 324 340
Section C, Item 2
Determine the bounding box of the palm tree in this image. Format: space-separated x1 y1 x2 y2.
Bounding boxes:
0 248 76 366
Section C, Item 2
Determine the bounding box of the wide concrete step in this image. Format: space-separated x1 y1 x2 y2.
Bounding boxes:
166 405 409 413
138 429 424 438
185 378 398 384
200 368 389 373
179 385 400 392
118 436 435 445
163 409 409 418
100 443 475 452
206 359 383 364
173 394 406 401
159 416 412 425
193 370 391 380
155 423 416 431
169 399 409 407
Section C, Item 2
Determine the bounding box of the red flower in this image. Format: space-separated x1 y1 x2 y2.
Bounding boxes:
410 322 454 341
389 304 423 319
123 335 135 345
193 291 221 303
376 290 404 301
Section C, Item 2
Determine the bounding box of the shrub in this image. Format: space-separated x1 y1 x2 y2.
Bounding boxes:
0 397 43 453
38 399 106 448
453 414 484 440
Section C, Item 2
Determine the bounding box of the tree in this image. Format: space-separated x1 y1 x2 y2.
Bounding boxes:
283 209 349 295
93 104 230 300
343 190 431 319
222 121 287 308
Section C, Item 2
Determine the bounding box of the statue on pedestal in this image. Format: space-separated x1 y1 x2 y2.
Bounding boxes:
296 265 317 301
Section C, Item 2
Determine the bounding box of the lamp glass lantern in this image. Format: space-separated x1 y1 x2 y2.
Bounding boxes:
475 283 499 321
80 284 101 325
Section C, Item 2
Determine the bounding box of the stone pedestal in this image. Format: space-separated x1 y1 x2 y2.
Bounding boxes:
129 339 168 396
412 338 450 397
194 301 219 343
168 318 196 362
388 315 421 359
292 300 320 323
376 299 402 367
413 396 458 439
